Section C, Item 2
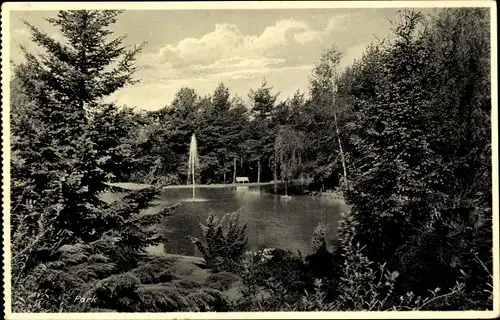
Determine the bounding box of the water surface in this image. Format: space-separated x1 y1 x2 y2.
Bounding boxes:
153 185 348 256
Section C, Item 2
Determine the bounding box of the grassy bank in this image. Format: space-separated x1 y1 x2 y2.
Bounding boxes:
105 181 278 190
309 189 345 200
145 243 245 301
105 179 316 190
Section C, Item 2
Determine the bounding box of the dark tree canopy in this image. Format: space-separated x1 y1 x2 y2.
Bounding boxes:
10 7 493 312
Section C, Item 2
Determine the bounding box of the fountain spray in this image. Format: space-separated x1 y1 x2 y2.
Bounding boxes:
187 134 198 202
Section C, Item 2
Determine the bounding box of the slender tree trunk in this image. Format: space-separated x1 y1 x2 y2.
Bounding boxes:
257 160 261 184
333 112 348 183
223 171 226 184
273 168 278 193
273 152 278 193
233 156 237 184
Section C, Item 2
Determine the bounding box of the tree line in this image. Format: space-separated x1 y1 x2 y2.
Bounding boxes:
10 8 492 311
85 76 348 190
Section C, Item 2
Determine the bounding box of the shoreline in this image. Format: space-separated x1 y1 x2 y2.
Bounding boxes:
106 181 276 190
309 189 345 200
105 181 308 190
103 182 348 204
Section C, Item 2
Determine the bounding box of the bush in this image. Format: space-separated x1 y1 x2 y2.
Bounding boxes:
293 279 337 311
153 174 182 187
335 241 399 310
205 272 240 291
191 212 248 273
254 249 310 295
232 248 312 311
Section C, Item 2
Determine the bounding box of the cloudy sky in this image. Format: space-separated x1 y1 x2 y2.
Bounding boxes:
9 8 428 111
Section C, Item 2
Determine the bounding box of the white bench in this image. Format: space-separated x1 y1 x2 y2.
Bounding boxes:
236 177 249 183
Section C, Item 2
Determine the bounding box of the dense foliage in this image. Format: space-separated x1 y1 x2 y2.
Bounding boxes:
342 9 492 309
191 212 248 273
10 10 221 312
10 8 492 312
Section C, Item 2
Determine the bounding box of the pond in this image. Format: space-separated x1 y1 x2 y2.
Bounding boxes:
149 184 349 257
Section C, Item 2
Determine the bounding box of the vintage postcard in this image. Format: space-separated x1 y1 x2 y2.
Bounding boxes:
2 1 498 319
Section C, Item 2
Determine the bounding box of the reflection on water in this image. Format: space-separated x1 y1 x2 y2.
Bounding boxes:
178 198 211 203
155 185 348 257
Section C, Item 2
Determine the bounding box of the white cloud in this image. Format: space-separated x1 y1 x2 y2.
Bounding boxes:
11 9 399 111
294 30 318 44
114 13 380 111
293 14 353 45
150 19 312 68
193 57 285 71
137 13 376 85
209 67 272 81
106 64 315 111
132 18 323 93
255 19 310 48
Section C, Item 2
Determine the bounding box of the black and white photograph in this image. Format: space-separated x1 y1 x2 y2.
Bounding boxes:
1 1 498 318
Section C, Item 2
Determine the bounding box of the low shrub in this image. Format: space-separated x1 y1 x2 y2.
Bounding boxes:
191 212 248 273
205 272 241 291
232 247 312 311
305 223 341 301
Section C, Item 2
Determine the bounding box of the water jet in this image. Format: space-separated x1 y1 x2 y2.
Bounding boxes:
187 134 199 202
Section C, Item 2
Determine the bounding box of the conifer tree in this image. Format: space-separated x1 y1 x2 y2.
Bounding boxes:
343 9 492 307
10 10 175 311
198 83 234 183
247 80 279 182
86 104 139 183
156 87 201 183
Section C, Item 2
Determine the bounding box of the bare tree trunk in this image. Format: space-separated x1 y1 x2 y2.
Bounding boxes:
257 160 261 184
333 112 348 183
233 156 237 184
273 156 278 194
223 171 226 184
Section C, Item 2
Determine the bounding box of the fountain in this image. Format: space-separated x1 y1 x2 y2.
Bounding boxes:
281 180 292 200
187 134 199 202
